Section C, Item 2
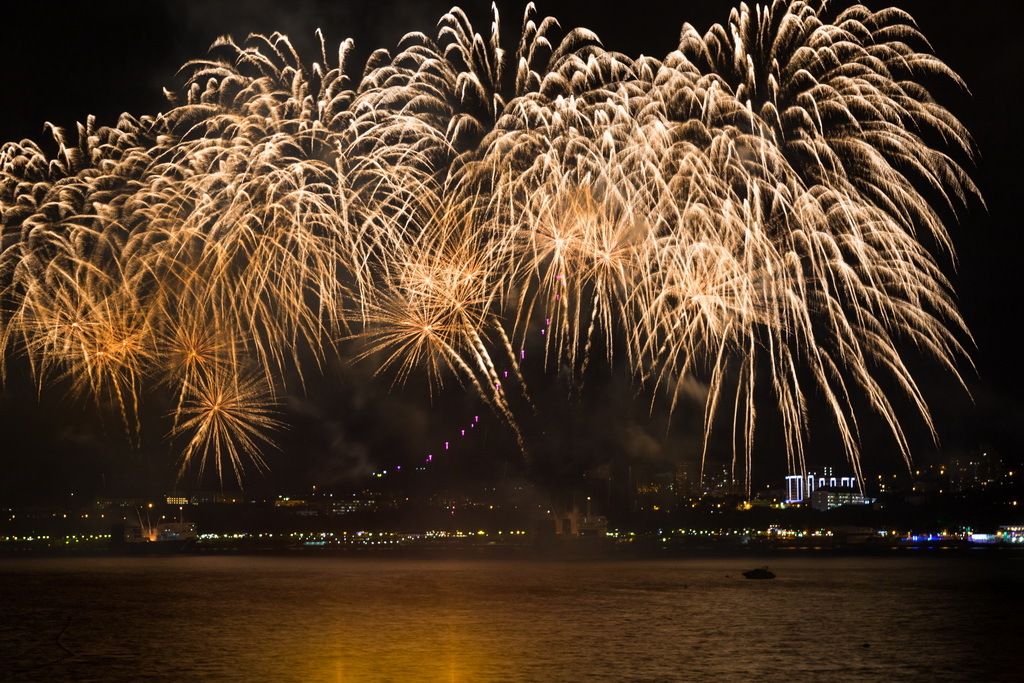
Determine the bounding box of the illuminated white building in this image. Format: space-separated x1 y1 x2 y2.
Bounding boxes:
785 469 858 503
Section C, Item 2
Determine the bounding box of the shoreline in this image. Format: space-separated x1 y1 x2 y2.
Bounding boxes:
3 537 1022 560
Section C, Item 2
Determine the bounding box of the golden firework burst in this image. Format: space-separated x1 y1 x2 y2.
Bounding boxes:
0 2 977 490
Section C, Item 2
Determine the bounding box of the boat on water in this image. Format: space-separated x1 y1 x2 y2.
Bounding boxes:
742 566 776 580
113 521 198 553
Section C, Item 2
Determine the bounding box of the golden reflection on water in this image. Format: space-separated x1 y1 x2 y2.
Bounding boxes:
331 620 489 682
1 556 1019 682
252 575 499 683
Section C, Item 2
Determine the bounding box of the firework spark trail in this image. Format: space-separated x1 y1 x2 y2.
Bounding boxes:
0 2 977 489
171 369 281 486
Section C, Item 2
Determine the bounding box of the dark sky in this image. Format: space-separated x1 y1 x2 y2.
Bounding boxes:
0 1 1020 502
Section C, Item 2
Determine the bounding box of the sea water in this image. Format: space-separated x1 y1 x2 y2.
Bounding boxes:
1 554 1021 681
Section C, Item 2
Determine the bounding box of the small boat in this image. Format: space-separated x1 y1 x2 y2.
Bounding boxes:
742 566 776 580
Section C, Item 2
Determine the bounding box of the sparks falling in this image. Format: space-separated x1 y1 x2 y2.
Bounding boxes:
0 1 977 488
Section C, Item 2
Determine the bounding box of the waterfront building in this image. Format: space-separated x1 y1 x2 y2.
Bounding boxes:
785 469 858 503
997 526 1024 544
810 487 871 511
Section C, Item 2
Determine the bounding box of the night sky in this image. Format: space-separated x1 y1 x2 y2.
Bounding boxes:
1 0 1020 502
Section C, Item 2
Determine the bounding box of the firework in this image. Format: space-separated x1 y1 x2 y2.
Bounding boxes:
171 369 281 486
0 2 976 488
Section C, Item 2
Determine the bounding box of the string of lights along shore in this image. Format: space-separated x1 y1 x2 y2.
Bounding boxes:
0 1 978 490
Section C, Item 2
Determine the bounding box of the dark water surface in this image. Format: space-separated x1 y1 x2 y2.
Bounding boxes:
1 554 1021 681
